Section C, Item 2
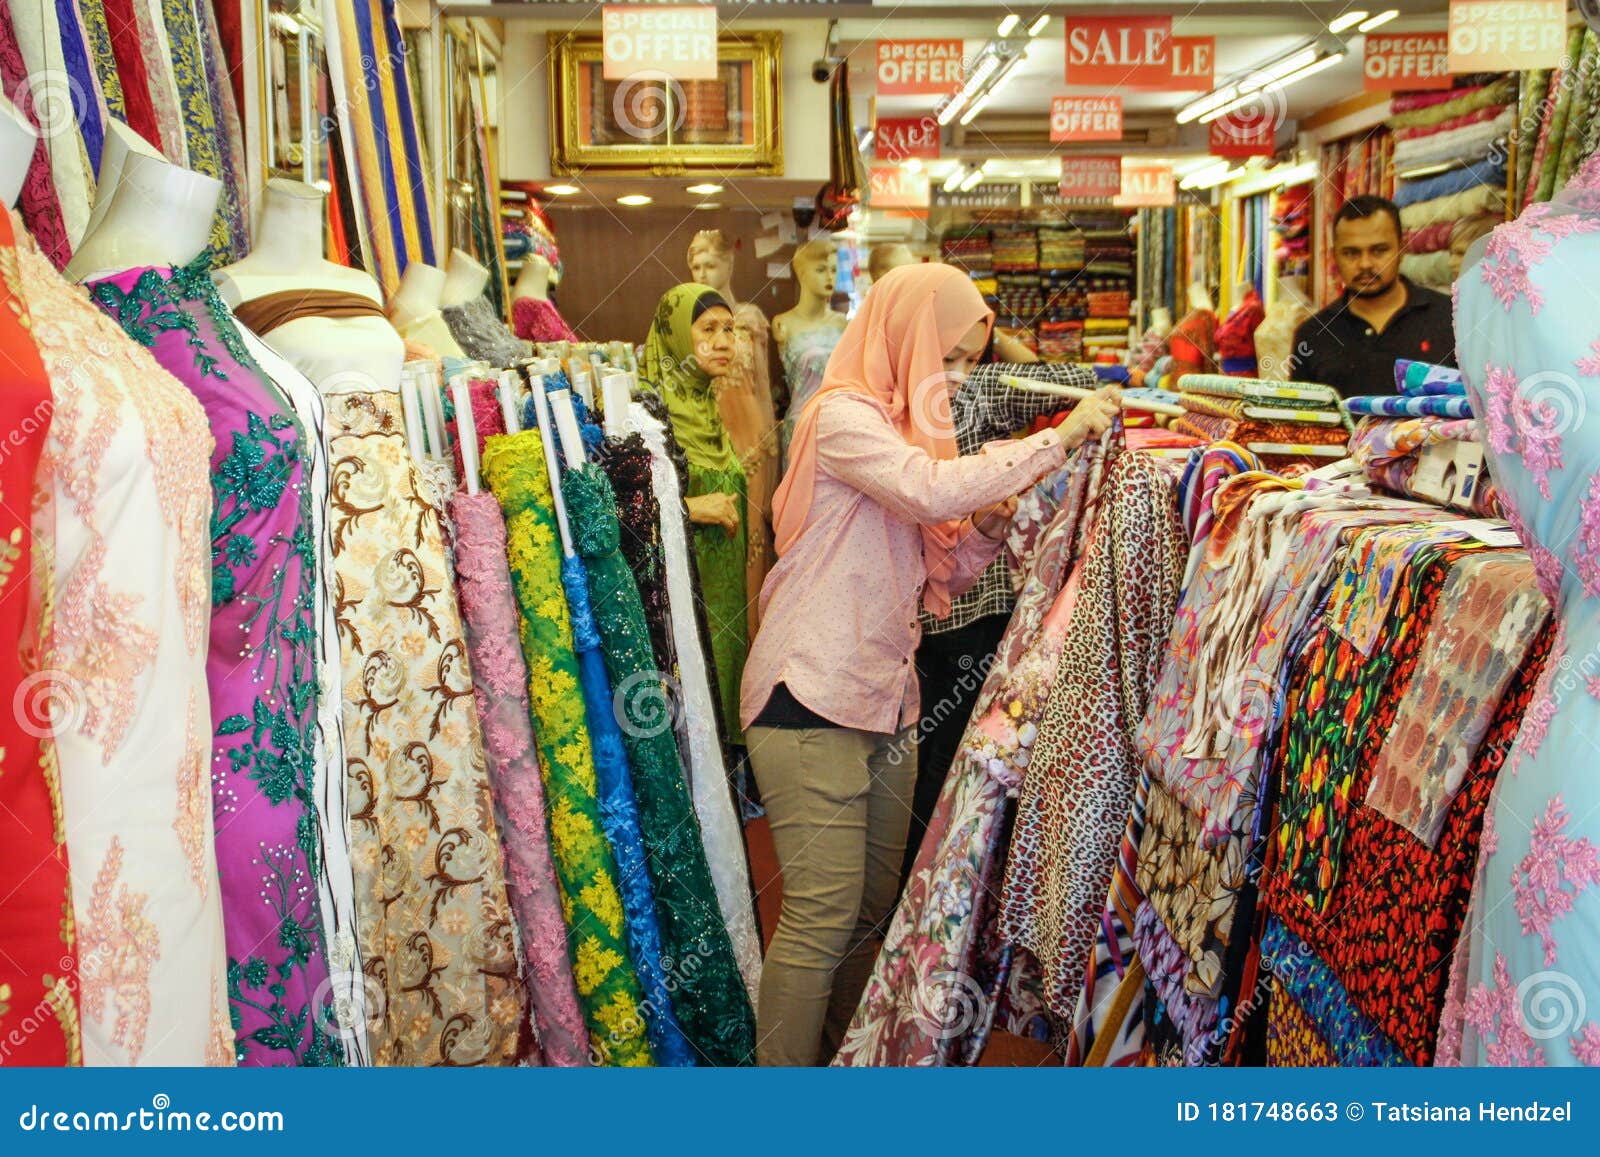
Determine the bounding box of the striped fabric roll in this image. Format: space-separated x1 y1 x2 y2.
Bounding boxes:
1180 373 1341 408
323 0 438 297
1344 394 1474 419
1394 358 1466 397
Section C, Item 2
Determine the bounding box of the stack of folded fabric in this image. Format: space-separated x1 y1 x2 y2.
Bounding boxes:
1037 318 1084 362
1175 375 1351 458
991 228 1040 272
1348 414 1502 516
940 230 993 276
1082 318 1131 359
1038 227 1085 272
1087 287 1131 317
1344 358 1473 420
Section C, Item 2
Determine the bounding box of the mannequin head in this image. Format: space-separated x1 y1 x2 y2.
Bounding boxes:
441 248 490 306
868 243 914 282
389 261 446 329
1149 306 1174 337
513 253 552 302
687 229 735 296
1187 281 1215 313
1 96 38 208
66 152 221 277
791 239 838 303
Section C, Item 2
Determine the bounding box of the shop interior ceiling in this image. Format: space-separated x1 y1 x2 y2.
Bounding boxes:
460 1 1452 210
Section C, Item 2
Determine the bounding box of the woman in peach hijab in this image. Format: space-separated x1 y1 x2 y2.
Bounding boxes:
739 262 1120 1065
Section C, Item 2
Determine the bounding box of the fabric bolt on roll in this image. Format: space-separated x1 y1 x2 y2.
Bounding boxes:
443 296 529 368
481 431 653 1066
1395 358 1465 397
1394 156 1507 210
322 390 528 1066
563 462 757 1066
1345 394 1472 419
511 296 578 343
1400 251 1453 289
1387 75 1517 132
88 261 339 1066
1391 108 1514 172
1399 184 1505 231
449 490 589 1066
447 376 506 483
12 211 232 1066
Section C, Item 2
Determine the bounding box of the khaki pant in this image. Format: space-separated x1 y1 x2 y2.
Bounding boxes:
747 724 916 1066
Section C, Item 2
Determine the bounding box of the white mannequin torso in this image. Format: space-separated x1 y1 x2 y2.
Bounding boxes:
512 253 551 303
1 97 38 208
441 248 489 307
386 260 464 357
66 153 221 278
80 120 167 243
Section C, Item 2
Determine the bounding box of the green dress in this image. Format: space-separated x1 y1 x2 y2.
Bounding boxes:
482 432 653 1066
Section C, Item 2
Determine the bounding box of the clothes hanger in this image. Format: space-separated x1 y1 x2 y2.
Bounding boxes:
1001 373 1185 417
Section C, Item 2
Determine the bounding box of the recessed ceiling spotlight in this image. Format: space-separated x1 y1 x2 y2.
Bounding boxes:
616 194 653 206
544 184 580 196
694 202 723 211
686 183 724 195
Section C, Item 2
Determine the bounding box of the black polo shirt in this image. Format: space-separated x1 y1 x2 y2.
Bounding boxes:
1288 279 1456 397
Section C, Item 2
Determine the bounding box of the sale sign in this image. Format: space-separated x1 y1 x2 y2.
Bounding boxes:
1365 31 1451 90
874 116 940 161
1169 36 1215 90
1065 16 1172 88
602 6 717 80
1115 160 1175 207
1209 112 1276 158
1059 156 1123 200
1447 0 1566 72
870 166 931 210
876 40 964 96
1051 96 1122 142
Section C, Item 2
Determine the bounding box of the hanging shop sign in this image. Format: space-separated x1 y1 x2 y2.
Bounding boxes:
869 166 932 210
1064 15 1172 88
602 5 717 80
1365 30 1452 90
1115 160 1175 207
874 116 941 161
1051 96 1122 142
935 183 1022 209
1209 112 1276 158
1447 0 1567 72
1059 155 1123 200
876 39 965 96
1169 36 1216 90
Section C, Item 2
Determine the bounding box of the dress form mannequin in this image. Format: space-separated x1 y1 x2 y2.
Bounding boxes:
214 179 404 390
441 247 490 307
387 260 465 357
1 98 36 208
513 252 552 302
1187 281 1216 313
1149 306 1174 338
66 152 221 277
688 228 778 636
79 120 167 243
773 239 848 462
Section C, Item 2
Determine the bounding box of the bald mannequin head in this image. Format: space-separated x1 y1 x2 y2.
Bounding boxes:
869 243 916 282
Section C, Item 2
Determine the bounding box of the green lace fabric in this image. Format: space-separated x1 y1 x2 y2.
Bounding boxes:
481 432 653 1066
563 463 758 1065
687 463 750 746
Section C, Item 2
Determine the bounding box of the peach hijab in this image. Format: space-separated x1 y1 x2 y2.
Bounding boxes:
771 261 993 616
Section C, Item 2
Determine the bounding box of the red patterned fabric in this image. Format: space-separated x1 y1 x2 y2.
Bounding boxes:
102 0 164 150
0 4 70 269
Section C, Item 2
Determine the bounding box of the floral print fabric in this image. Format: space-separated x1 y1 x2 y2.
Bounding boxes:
481 431 653 1066
450 490 588 1066
324 389 527 1066
87 262 336 1066
14 215 233 1066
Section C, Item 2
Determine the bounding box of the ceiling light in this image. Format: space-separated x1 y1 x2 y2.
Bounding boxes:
544 184 580 196
958 168 985 192
694 202 723 211
1327 10 1369 33
686 182 723 195
1028 14 1050 37
1239 48 1319 93
1180 162 1243 190
997 14 1019 36
902 158 923 172
1199 52 1346 122
1358 9 1399 32
1179 36 1347 125
616 194 652 206
942 165 967 193
936 52 1001 125
1176 85 1240 125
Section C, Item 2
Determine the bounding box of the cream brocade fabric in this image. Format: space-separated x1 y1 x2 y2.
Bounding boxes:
15 215 234 1066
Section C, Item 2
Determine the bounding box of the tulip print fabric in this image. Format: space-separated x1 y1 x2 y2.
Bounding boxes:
481 432 653 1066
324 389 527 1066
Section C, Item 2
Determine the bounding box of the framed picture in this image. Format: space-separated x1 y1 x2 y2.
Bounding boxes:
548 30 783 176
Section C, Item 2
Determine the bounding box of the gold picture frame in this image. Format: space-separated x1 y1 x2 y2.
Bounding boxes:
548 30 783 177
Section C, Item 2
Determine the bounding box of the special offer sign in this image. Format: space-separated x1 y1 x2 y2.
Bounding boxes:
1051 96 1123 142
1365 31 1451 90
1447 0 1566 72
1059 156 1123 200
876 40 964 96
874 116 940 161
602 6 716 80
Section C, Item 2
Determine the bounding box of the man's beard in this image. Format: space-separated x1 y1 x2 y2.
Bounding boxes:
1348 274 1397 298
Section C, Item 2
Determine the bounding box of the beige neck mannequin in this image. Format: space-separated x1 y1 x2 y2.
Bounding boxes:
1149 306 1174 337
772 239 845 351
687 231 740 310
80 120 166 242
388 261 446 332
1188 281 1215 313
1 97 37 208
868 242 914 284
441 248 489 307
513 253 551 302
66 152 221 279
214 179 384 306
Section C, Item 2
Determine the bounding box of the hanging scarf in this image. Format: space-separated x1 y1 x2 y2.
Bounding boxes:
639 283 741 473
772 262 992 617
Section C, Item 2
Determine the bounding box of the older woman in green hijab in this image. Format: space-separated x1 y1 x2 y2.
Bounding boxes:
641 282 748 746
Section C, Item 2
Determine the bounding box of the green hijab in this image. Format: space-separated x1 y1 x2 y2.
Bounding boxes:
641 283 741 472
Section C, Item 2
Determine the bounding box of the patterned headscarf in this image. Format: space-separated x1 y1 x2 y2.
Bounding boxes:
640 282 739 472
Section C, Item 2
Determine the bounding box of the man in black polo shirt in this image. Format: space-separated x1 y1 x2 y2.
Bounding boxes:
1289 194 1456 396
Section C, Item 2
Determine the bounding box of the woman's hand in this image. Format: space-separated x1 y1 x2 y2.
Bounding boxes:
687 492 741 537
1057 386 1122 449
974 495 1020 540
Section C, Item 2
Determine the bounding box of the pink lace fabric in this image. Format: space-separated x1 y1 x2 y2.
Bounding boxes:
449 490 588 1066
512 296 578 343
